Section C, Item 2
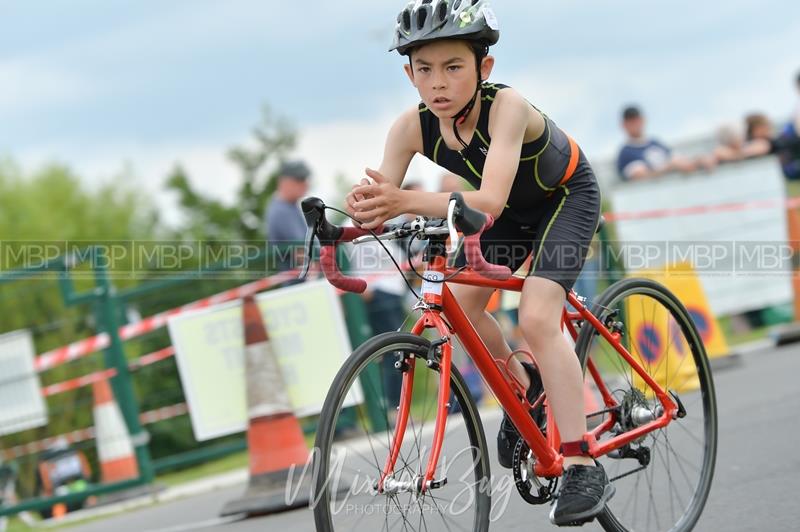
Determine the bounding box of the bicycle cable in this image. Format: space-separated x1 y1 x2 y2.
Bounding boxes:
322 206 420 299
404 230 467 284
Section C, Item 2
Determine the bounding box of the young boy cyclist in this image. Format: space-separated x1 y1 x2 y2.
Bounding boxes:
345 1 612 525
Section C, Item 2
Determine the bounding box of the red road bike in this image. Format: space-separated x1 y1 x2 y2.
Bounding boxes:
301 194 717 532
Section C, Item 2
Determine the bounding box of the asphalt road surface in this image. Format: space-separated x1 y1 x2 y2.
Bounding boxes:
71 341 800 531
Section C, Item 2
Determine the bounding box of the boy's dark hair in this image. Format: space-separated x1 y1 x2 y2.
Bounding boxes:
407 40 489 67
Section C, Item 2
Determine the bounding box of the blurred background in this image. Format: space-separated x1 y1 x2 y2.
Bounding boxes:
1 1 799 530
2 0 798 221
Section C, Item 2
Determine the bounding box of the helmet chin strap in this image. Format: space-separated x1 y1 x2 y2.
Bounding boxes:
452 81 481 153
452 54 484 154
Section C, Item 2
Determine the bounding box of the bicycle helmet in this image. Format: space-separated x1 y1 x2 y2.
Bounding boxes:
390 0 500 56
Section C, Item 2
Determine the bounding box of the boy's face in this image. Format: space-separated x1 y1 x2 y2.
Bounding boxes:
404 40 494 119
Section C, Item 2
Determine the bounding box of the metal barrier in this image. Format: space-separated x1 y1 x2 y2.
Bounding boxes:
0 245 375 519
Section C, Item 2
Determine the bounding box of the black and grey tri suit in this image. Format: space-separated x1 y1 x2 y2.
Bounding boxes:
418 82 601 292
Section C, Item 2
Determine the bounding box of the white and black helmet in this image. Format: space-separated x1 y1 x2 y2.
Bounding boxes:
390 0 500 56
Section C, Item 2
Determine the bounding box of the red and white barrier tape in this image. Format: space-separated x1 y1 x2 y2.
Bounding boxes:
28 195 800 373
41 346 178 398
127 346 176 371
604 196 800 222
138 403 188 425
41 368 117 397
0 402 188 461
34 270 300 373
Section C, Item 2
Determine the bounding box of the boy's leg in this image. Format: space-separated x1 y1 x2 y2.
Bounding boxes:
448 284 529 387
518 276 591 466
518 276 614 525
449 283 545 469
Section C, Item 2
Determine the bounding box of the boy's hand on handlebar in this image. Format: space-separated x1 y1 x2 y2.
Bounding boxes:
345 178 372 225
351 168 403 230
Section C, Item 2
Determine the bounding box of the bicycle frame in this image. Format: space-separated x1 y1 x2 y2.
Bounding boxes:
379 253 680 492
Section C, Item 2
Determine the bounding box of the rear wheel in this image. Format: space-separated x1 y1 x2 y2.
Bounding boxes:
312 332 492 532
574 278 718 532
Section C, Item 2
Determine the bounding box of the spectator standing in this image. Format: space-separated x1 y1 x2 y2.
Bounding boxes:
742 113 800 180
616 105 700 182
265 160 311 274
794 70 800 125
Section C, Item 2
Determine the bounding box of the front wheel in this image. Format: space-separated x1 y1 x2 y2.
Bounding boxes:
312 332 492 532
574 278 718 532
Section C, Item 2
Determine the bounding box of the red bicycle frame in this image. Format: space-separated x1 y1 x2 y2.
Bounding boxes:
379 254 679 492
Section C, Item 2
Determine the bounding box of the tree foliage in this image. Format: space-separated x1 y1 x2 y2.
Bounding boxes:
0 161 162 495
166 106 297 241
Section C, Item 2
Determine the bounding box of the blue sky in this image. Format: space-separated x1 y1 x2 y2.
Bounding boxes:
2 1 799 223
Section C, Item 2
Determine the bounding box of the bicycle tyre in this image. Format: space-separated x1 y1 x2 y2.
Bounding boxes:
574 278 718 532
312 332 492 532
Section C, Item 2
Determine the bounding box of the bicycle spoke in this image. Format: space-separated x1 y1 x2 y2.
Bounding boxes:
316 338 488 531
670 420 706 449
416 492 430 532
644 447 661 531
373 361 395 459
582 281 717 532
426 490 469 532
654 432 685 521
663 432 702 493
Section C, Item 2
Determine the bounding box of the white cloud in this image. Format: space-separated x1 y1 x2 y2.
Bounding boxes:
16 141 242 227
296 114 445 202
8 2 798 228
12 110 451 232
0 60 95 113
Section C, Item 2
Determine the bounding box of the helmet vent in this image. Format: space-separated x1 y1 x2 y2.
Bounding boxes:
472 0 480 5
402 9 412 31
453 0 462 9
417 8 428 29
436 2 447 22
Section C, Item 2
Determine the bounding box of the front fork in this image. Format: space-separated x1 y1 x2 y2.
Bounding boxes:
377 310 452 495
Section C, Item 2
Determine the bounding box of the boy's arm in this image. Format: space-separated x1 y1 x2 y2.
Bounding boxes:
378 107 422 187
345 107 420 219
352 91 528 227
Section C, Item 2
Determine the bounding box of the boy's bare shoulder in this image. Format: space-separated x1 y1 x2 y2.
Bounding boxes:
396 105 425 127
494 86 531 111
388 105 424 151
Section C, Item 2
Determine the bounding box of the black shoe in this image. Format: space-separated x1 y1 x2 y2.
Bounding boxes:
497 362 544 469
549 463 615 526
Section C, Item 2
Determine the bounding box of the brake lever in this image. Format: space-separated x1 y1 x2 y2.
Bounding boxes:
299 197 327 281
298 225 315 280
446 199 459 254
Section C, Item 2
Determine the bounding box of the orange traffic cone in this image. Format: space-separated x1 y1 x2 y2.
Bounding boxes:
219 295 312 517
93 378 138 483
787 207 800 321
51 503 67 520
774 206 800 345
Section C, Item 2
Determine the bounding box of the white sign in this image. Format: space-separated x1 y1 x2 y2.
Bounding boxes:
167 280 358 441
609 157 792 315
0 330 47 436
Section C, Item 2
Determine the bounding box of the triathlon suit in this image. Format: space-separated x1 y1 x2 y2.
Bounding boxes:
418 82 601 292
